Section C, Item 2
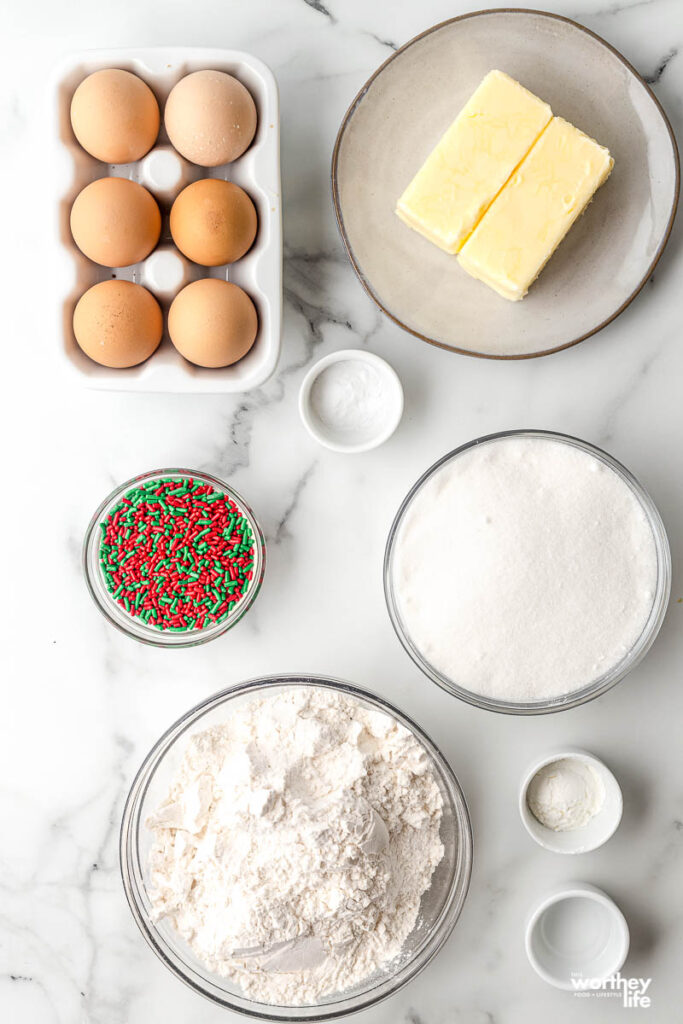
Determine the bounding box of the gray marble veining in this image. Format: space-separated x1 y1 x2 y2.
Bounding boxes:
2 0 682 1022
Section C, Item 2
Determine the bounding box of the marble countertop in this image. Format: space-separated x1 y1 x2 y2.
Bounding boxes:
3 0 682 1021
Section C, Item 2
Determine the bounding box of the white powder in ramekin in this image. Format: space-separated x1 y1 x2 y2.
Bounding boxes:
393 436 658 702
527 758 605 831
310 359 389 446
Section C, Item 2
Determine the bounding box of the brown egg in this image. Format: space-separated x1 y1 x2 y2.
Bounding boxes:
70 69 160 163
71 177 161 267
73 280 163 368
164 70 257 166
168 279 258 368
170 179 257 266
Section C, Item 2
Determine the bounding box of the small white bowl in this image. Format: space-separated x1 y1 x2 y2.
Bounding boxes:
519 748 623 854
299 349 403 453
526 883 630 990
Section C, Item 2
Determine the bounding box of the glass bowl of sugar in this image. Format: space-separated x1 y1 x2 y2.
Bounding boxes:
384 429 671 714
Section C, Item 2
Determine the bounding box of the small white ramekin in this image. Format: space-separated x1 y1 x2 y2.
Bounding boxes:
299 349 403 453
519 748 623 854
525 883 630 990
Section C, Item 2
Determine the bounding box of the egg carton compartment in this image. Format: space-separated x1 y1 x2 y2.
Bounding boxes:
51 48 282 393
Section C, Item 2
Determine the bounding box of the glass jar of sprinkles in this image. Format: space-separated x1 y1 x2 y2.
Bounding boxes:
83 469 265 647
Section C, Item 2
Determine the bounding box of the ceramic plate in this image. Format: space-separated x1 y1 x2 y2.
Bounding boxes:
332 10 679 359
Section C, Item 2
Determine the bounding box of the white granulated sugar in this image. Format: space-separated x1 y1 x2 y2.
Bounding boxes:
146 687 444 1005
394 437 658 702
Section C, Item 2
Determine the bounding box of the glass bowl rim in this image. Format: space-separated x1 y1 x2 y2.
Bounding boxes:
82 467 265 649
119 673 473 1020
383 428 672 716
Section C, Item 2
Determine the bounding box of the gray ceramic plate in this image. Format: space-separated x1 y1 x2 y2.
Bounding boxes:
332 10 679 359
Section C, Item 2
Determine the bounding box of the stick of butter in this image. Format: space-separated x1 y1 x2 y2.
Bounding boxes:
395 70 552 254
458 117 614 301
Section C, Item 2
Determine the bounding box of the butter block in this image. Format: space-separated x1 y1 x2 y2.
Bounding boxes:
396 70 552 254
458 117 614 301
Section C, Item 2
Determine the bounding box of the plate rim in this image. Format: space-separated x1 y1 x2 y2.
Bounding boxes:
331 7 681 361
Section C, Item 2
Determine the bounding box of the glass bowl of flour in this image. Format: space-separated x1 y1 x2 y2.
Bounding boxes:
384 430 670 715
120 675 472 1018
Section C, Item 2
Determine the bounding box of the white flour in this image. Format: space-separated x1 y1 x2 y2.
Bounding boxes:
146 687 444 1005
393 436 658 702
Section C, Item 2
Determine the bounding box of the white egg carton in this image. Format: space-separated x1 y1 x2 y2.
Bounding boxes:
50 48 282 392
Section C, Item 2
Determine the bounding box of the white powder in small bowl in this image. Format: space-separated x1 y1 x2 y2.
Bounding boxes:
304 355 403 452
527 758 605 831
310 359 387 442
392 435 659 703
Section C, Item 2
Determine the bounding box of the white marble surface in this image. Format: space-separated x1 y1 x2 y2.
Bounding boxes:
2 0 683 1021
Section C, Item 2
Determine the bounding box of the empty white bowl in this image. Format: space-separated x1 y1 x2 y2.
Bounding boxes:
519 748 623 854
526 883 629 990
299 349 403 453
